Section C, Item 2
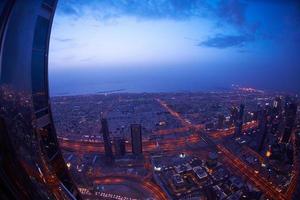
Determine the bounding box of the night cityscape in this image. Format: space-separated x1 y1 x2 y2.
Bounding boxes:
1 1 300 200
52 87 300 200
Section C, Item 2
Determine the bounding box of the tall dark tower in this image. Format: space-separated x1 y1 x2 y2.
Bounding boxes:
281 102 298 143
101 118 114 161
258 108 268 152
273 97 282 116
239 104 245 122
269 98 281 136
130 124 143 156
234 104 245 137
230 106 239 126
217 114 225 129
114 137 126 157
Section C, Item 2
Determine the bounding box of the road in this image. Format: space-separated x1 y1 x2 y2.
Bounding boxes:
210 121 258 139
217 145 287 200
59 133 201 154
93 175 168 200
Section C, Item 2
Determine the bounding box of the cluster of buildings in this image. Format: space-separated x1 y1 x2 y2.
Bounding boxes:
51 90 300 199
52 91 273 143
219 95 299 196
101 118 143 163
51 94 182 140
151 152 262 200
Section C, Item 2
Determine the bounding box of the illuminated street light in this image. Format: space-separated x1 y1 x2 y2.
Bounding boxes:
179 153 186 158
66 162 71 169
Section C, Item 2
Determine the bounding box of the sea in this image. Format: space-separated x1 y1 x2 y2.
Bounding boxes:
49 66 299 96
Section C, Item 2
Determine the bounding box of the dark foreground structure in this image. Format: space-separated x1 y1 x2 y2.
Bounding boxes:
0 1 81 199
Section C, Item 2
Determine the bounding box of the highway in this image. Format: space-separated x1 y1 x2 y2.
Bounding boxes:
155 98 193 128
217 145 287 200
210 121 258 139
93 175 168 200
59 133 201 154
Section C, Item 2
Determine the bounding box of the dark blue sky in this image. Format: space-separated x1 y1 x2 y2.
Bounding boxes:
49 0 300 94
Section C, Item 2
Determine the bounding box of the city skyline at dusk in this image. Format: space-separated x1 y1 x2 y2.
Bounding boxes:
1 1 300 200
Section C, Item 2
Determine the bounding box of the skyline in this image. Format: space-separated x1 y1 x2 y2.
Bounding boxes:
49 0 300 94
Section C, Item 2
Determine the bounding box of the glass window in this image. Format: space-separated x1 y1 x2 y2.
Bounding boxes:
43 0 56 8
0 0 7 15
31 51 48 110
39 124 58 159
33 16 49 50
31 51 46 93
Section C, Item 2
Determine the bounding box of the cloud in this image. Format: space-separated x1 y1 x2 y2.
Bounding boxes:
217 0 246 26
79 56 97 62
56 0 259 51
199 34 253 49
56 1 257 38
56 0 300 51
57 0 210 20
54 37 74 42
56 0 254 27
246 0 300 4
59 4 79 16
184 37 200 42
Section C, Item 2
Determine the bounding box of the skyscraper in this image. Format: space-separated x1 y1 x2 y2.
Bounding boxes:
229 106 239 126
130 124 142 156
239 104 245 122
258 108 268 152
281 101 298 143
273 97 282 116
269 98 282 136
114 137 126 157
217 114 225 129
234 104 245 137
101 118 114 160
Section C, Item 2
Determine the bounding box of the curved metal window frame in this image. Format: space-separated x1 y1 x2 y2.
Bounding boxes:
0 1 81 199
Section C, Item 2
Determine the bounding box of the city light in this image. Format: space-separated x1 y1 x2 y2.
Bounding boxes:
266 151 272 158
66 162 71 169
154 166 162 171
179 153 186 158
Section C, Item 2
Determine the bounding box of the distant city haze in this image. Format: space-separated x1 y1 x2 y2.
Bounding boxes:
49 0 300 96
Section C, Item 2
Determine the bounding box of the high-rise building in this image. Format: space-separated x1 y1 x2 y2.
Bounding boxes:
229 106 239 126
239 104 245 122
258 109 268 152
269 99 282 136
281 101 298 143
217 114 225 129
114 137 126 157
273 97 282 116
130 124 143 156
234 104 245 137
101 118 114 160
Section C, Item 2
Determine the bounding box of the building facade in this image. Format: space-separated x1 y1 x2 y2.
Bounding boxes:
130 124 143 156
